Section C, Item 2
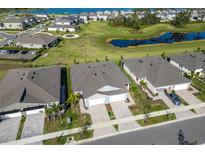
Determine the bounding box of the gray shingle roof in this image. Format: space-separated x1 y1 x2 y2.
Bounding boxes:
71 62 130 98
167 52 205 71
0 66 61 110
122 56 191 87
15 33 58 46
3 17 25 23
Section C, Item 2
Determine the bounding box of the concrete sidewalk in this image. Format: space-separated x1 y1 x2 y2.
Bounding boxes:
2 102 205 145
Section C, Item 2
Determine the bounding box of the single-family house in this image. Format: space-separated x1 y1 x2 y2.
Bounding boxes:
88 13 98 21
122 56 191 95
71 62 130 108
79 13 89 23
2 18 27 30
14 33 59 49
55 17 75 25
0 66 62 119
48 24 77 32
167 52 205 77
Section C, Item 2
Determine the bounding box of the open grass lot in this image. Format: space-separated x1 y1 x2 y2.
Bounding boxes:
0 30 22 34
192 78 205 102
137 113 176 126
32 21 205 67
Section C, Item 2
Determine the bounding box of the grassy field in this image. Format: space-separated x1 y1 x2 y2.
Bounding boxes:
31 21 205 67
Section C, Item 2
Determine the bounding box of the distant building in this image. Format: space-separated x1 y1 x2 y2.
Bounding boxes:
1 18 27 30
14 33 59 49
48 24 78 32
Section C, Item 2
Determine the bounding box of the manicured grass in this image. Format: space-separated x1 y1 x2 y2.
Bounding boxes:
0 30 22 34
192 78 205 102
129 99 169 115
137 113 176 126
16 116 26 140
44 103 92 134
31 21 205 67
43 130 93 145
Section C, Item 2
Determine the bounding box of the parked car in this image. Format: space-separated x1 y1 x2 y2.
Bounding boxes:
165 90 181 105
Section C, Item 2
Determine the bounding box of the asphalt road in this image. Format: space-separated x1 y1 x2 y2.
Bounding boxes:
84 115 205 145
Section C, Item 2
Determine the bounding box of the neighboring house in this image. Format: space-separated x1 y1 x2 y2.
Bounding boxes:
0 66 62 119
167 52 205 77
71 62 130 108
122 56 191 95
88 14 98 21
14 33 59 49
79 13 89 23
98 14 108 21
48 24 77 32
55 17 75 25
2 18 27 29
23 16 38 27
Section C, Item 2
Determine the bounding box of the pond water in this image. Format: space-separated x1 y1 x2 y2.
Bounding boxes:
110 31 205 47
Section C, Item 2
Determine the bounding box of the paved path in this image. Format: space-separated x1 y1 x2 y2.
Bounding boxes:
82 104 116 137
0 117 21 143
158 92 195 119
176 90 205 114
3 103 205 145
110 101 140 131
21 113 45 145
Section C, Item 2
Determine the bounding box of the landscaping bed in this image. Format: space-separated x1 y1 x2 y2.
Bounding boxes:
105 104 116 120
16 116 26 140
137 113 176 126
44 103 92 134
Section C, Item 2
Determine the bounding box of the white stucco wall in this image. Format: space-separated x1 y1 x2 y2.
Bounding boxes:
3 23 25 29
48 27 76 32
169 60 191 74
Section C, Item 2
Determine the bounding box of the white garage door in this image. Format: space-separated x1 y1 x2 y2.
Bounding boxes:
87 97 106 107
174 83 190 91
109 93 127 103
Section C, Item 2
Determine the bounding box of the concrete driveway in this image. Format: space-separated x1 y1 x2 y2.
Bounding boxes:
0 117 21 143
84 104 116 137
110 101 141 131
176 90 205 114
21 113 45 145
158 92 195 119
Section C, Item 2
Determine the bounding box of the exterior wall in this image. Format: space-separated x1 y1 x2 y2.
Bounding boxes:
0 112 22 120
169 59 191 74
48 27 76 32
3 22 25 29
55 21 72 25
25 108 45 115
123 64 137 81
15 42 43 49
109 93 128 102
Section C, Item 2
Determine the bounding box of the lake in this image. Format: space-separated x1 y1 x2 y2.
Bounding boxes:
110 31 205 47
16 8 132 14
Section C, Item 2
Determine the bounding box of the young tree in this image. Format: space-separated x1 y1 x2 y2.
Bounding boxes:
161 51 166 59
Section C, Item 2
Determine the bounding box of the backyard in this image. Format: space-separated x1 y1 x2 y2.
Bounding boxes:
30 21 205 67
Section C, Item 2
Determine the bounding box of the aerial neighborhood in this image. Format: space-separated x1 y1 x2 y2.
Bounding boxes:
0 8 205 145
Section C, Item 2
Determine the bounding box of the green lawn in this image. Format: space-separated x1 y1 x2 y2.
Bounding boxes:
137 114 176 126
192 78 205 102
16 116 26 140
31 21 205 67
0 30 22 34
43 130 93 145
